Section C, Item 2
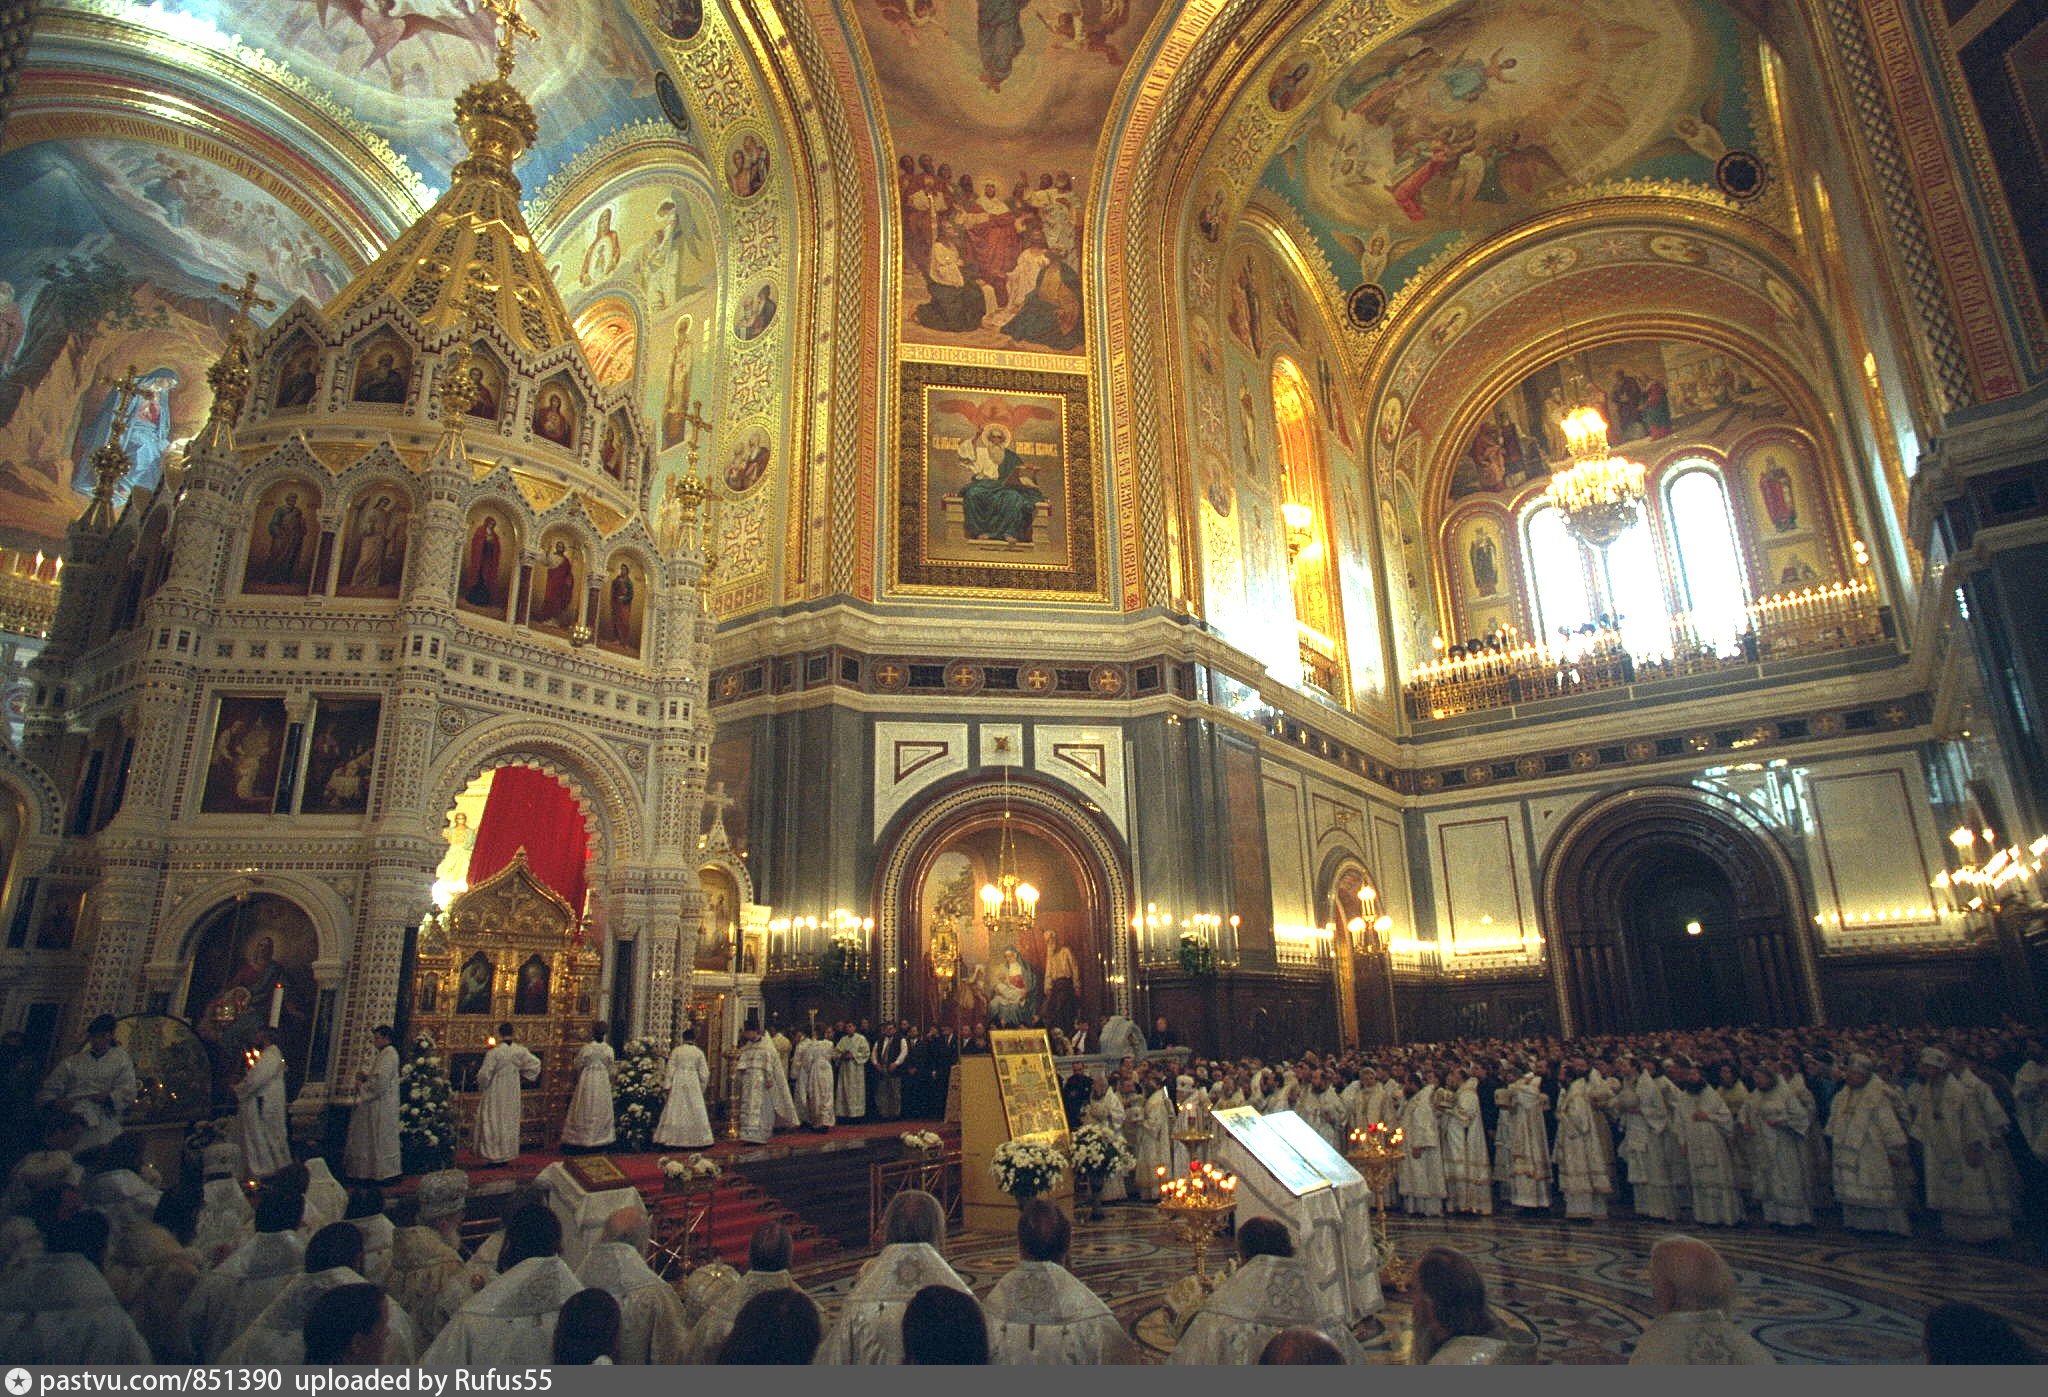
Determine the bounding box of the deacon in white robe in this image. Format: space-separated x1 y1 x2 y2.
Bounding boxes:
1610 1062 1679 1220
1739 1067 1812 1227
683 1222 805 1362
734 1029 796 1144
1133 1081 1173 1199
1170 1240 1366 1364
421 1210 583 1367
343 1027 401 1182
985 1201 1138 1364
1671 1070 1743 1227
474 1028 542 1164
834 1025 871 1121
384 1169 478 1342
35 1016 138 1154
1825 1055 1912 1235
1499 1072 1552 1209
653 1033 713 1148
179 1196 307 1361
789 1031 836 1130
575 1208 690 1365
233 1032 291 1181
0 1220 152 1364
1398 1079 1447 1216
1554 1072 1612 1219
561 1028 617 1148
815 1190 972 1365
1443 1075 1491 1214
1909 1048 2017 1242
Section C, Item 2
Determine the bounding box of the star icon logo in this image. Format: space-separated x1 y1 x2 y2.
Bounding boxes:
7 1368 32 1395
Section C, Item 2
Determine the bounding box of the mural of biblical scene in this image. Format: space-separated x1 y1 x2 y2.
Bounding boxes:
200 696 290 814
916 823 1096 1034
1448 337 1787 500
301 698 380 816
272 338 322 411
1389 474 1440 668
241 479 320 594
1763 541 1830 589
182 892 318 1102
458 505 517 620
1224 247 1267 358
349 336 413 405
923 389 1064 565
530 378 579 448
861 0 1169 355
696 865 737 971
1265 0 1763 301
154 2 666 196
595 553 646 658
0 137 354 552
336 484 410 598
656 0 704 43
528 531 586 637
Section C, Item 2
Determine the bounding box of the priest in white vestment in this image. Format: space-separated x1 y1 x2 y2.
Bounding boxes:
814 1190 973 1364
574 1206 690 1364
1171 1218 1366 1364
1398 1074 1447 1216
1738 1066 1812 1227
734 1027 796 1144
833 1023 871 1121
0 1212 152 1363
343 1026 402 1182
1134 1076 1173 1199
561 1024 617 1149
192 1142 253 1267
1628 1235 1773 1365
984 1199 1138 1364
1411 1245 1522 1365
35 1014 138 1154
1442 1071 1491 1215
344 1189 394 1284
1610 1059 1678 1220
2015 1040 2048 1163
683 1221 805 1362
1826 1055 1912 1235
1498 1070 1552 1210
179 1185 308 1361
233 1029 291 1181
82 1155 160 1250
421 1205 582 1366
1908 1047 2017 1242
1082 1079 1129 1201
223 1222 416 1364
1554 1069 1612 1219
474 1025 542 1164
384 1169 479 1341
789 1029 836 1131
303 1157 348 1231
653 1029 713 1147
1671 1065 1742 1226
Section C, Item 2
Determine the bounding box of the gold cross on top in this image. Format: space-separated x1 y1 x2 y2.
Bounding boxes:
478 0 539 80
103 365 150 421
217 272 275 329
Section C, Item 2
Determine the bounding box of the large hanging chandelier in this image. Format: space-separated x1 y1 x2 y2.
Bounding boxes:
1544 401 1647 550
979 767 1038 943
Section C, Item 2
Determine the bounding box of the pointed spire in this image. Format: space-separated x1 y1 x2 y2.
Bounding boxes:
195 272 276 454
79 366 148 532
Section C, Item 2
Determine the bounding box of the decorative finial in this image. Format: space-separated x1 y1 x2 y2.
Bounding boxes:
478 0 539 81
196 273 275 452
434 269 499 426
220 271 277 332
81 366 148 531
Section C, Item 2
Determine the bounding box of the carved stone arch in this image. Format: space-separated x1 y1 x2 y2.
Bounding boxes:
0 748 64 839
428 715 646 867
1539 784 1822 1034
149 872 352 982
873 773 1135 1026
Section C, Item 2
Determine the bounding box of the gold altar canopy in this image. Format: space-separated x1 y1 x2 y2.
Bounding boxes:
412 850 601 1153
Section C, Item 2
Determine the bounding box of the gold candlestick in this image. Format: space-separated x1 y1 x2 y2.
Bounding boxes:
1156 1162 1238 1285
1347 1124 1408 1291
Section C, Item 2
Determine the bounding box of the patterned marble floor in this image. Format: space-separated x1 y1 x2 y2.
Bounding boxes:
790 1205 2048 1363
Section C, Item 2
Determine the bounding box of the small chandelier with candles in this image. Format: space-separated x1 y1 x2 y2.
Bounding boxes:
980 767 1038 942
1544 399 1647 551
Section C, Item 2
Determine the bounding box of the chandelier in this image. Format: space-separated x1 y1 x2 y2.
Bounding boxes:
979 768 1038 942
1544 402 1646 550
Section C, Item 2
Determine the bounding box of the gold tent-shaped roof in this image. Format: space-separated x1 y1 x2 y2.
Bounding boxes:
322 0 573 358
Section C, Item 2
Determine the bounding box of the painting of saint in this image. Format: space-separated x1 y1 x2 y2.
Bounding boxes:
529 538 584 635
577 207 622 288
302 698 380 815
1273 274 1304 344
597 556 644 658
31 888 81 951
1467 525 1501 597
460 511 512 617
200 696 289 814
734 283 778 341
351 344 411 404
513 955 550 1016
456 952 494 1016
1748 443 1804 534
660 315 698 450
987 945 1038 1027
598 414 629 481
657 0 703 41
941 397 1055 545
241 480 318 594
727 135 771 199
1227 254 1263 356
724 429 770 495
337 487 408 598
531 386 577 447
183 893 318 1102
273 343 320 410
696 867 737 970
464 357 503 421
1042 927 1080 1033
1268 53 1318 113
69 368 181 504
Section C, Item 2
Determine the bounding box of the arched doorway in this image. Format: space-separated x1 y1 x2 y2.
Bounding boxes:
1542 789 1818 1034
880 776 1131 1034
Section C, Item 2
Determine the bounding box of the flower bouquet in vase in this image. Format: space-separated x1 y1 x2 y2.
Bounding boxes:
990 1137 1068 1204
658 1153 721 1193
1069 1122 1135 1221
899 1129 944 1158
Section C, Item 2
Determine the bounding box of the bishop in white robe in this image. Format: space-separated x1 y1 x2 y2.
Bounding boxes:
684 1266 803 1362
193 1142 254 1268
1611 1063 1679 1220
575 1210 691 1365
474 1029 542 1164
35 1016 138 1153
304 1157 349 1231
653 1034 713 1148
420 1253 583 1366
1499 1073 1552 1209
734 1030 796 1144
343 1027 401 1182
1398 1080 1447 1216
834 1026 871 1121
561 1028 617 1148
384 1169 477 1342
1825 1056 1912 1235
233 1033 291 1181
986 1201 1137 1365
179 1212 306 1361
0 1226 152 1363
2015 1046 2048 1163
789 1031 836 1130
1443 1076 1491 1214
813 1240 974 1363
1170 1252 1366 1364
1739 1068 1812 1227
1672 1073 1743 1227
1909 1048 2017 1242
223 1255 416 1364
1554 1073 1612 1219
1134 1081 1173 1199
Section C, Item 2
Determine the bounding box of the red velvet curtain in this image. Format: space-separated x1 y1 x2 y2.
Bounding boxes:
467 766 588 914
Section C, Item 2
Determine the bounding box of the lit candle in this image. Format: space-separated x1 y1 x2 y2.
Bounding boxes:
268 984 283 1028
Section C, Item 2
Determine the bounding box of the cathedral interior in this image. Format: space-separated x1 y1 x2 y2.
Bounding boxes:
0 0 2045 1180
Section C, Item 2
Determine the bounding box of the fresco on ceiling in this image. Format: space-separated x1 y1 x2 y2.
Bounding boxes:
861 0 1169 357
1264 0 1759 302
0 137 355 553
153 1 663 191
546 175 718 502
1446 337 1786 502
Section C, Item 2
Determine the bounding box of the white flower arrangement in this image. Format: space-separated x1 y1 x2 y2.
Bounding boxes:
990 1138 1068 1199
613 1038 669 1151
658 1153 722 1182
1068 1123 1135 1183
899 1130 943 1151
398 1032 456 1167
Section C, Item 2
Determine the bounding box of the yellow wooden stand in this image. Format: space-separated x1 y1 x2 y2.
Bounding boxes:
960 1031 1073 1233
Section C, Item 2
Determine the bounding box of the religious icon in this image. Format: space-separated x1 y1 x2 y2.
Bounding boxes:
455 952 495 1016
273 341 320 410
69 367 181 503
656 0 703 41
241 479 319 594
531 386 576 447
200 696 289 813
459 511 511 617
596 555 643 658
301 698 380 815
1227 255 1263 356
734 283 777 341
726 134 770 199
598 414 629 481
1268 53 1317 112
464 356 503 422
1273 275 1304 344
337 487 408 598
31 887 82 951
696 867 736 970
513 955 550 1016
1759 455 1799 532
660 316 697 450
529 538 583 635
184 894 318 1101
577 207 622 288
723 429 770 495
350 342 411 404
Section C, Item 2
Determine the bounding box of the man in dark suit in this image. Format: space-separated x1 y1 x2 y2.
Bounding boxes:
1151 1015 1179 1049
1061 1063 1094 1128
928 1027 959 1117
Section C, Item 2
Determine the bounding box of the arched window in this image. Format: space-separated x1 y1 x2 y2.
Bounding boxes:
1522 503 1592 643
1271 357 1347 701
1521 502 1672 656
1665 464 1750 651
